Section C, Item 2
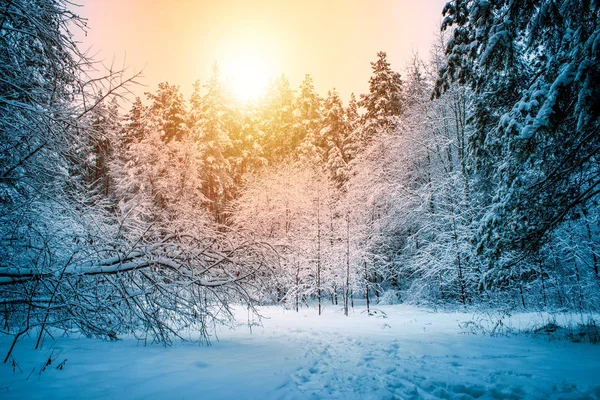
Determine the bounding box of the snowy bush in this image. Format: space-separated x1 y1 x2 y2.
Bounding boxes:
377 290 401 305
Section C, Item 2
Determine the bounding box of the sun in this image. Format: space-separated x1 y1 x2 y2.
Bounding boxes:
225 51 270 101
219 36 278 102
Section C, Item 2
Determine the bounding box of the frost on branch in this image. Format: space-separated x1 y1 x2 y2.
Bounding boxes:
1 221 276 351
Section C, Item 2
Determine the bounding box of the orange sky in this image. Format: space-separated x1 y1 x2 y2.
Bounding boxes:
77 0 448 102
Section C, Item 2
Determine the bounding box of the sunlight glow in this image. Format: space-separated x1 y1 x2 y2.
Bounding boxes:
219 36 278 101
226 55 269 101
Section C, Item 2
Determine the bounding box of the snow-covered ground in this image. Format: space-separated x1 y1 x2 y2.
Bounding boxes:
1 304 599 399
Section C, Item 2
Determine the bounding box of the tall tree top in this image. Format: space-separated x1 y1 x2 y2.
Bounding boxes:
296 74 322 121
145 82 187 143
359 51 404 134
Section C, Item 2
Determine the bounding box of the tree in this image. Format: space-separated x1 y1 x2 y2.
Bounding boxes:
436 0 600 286
227 102 267 189
189 65 235 222
359 51 404 140
120 96 147 146
295 74 323 163
76 94 121 198
145 82 188 143
344 93 362 160
259 74 296 162
320 89 353 188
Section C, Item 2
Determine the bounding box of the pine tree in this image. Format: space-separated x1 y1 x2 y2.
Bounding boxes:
259 74 296 162
359 51 404 139
344 93 361 161
78 95 121 198
121 97 147 147
321 89 352 188
437 0 600 282
189 64 235 222
145 82 188 143
294 74 323 163
228 103 267 189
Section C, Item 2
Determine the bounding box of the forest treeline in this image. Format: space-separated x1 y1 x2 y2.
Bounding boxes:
1 0 599 353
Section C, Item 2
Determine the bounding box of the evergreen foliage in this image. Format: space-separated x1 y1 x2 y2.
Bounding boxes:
359 51 404 138
436 0 600 287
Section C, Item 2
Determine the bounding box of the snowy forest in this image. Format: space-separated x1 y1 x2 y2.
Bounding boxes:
1 0 600 382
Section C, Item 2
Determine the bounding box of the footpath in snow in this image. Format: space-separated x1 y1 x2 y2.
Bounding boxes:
1 304 599 399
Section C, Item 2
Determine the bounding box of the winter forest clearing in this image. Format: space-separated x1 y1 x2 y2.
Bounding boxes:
1 0 600 398
3 305 600 400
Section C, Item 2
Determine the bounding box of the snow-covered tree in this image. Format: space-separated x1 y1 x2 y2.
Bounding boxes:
437 0 600 281
189 66 236 222
259 75 296 162
343 93 362 161
76 94 121 198
358 51 404 140
294 74 323 163
232 162 341 313
145 82 188 143
228 102 267 189
320 89 353 188
121 97 147 147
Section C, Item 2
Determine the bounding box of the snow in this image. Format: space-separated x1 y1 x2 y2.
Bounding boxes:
2 305 600 399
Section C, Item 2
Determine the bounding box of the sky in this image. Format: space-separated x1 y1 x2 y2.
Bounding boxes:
76 0 448 102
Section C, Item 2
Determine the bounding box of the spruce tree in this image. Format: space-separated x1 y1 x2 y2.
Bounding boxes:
145 82 188 143
259 74 296 161
295 74 323 163
437 0 600 279
228 103 266 189
344 92 362 160
359 51 404 139
78 95 121 198
321 89 352 188
121 97 147 147
189 64 234 222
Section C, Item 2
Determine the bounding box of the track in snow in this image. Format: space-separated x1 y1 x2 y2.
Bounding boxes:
1 305 599 400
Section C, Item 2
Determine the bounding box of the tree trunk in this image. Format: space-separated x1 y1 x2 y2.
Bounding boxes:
539 260 547 309
295 262 300 312
344 213 350 316
585 220 599 279
364 260 370 313
317 194 322 316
